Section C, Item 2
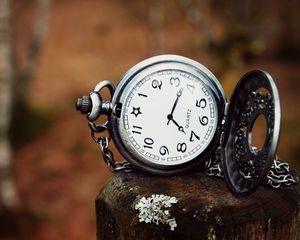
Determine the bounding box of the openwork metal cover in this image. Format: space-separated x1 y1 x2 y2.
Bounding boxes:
222 70 281 195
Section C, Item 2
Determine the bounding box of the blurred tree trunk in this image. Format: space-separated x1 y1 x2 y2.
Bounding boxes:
17 0 51 100
0 0 51 209
0 0 18 208
148 0 164 55
177 0 212 51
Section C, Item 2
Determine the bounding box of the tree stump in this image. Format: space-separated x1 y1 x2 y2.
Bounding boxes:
96 171 300 240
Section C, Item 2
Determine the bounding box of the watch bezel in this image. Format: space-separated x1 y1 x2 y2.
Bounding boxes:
109 55 226 175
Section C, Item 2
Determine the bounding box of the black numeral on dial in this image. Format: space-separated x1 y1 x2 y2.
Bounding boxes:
177 142 187 152
132 125 142 134
138 93 148 98
199 116 208 126
196 98 207 108
152 79 162 89
189 130 200 142
159 146 169 155
144 138 154 149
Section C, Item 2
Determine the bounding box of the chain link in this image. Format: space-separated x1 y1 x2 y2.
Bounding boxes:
204 151 298 189
90 123 297 188
204 158 224 178
82 80 134 172
265 157 298 188
204 148 224 178
95 131 297 188
94 135 134 173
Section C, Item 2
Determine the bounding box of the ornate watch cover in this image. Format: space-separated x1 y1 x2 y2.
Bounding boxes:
222 70 281 195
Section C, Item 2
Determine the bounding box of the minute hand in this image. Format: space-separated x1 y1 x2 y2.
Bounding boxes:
167 88 183 125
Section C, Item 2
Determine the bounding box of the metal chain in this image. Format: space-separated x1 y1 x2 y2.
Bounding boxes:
92 133 134 173
94 129 298 188
265 156 298 188
94 127 297 187
204 150 298 188
89 116 297 187
204 148 224 178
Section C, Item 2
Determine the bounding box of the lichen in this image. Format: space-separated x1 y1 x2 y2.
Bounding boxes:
193 204 213 222
134 194 178 231
215 215 223 226
207 225 216 240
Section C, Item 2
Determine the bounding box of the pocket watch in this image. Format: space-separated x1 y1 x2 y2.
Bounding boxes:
76 54 297 195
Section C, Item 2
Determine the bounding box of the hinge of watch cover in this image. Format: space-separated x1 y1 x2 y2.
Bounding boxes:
220 102 230 146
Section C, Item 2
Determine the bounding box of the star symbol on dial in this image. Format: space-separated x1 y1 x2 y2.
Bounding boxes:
131 106 142 117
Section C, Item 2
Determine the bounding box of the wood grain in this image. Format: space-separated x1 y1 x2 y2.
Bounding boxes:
96 171 300 240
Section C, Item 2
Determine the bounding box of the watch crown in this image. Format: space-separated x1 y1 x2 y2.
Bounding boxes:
76 96 92 115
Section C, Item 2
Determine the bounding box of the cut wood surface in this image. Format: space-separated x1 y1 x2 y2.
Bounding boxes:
96 171 300 240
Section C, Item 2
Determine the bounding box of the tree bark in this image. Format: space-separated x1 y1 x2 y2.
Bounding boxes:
0 0 19 208
0 0 51 208
17 0 51 99
96 171 300 240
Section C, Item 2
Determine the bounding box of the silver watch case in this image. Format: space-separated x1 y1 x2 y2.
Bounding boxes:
108 55 227 176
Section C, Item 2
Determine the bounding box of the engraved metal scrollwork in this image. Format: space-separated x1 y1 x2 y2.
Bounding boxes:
235 91 274 180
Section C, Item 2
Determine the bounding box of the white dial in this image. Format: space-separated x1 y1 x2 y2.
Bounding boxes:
120 69 218 166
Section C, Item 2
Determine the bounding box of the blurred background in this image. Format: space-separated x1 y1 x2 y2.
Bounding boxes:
0 0 299 239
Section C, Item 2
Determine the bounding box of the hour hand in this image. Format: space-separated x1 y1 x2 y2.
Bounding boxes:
167 114 185 134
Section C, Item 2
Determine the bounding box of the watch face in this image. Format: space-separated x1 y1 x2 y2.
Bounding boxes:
110 55 225 174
